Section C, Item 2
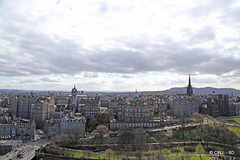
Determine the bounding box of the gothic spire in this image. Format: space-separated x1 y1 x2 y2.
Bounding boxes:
188 74 191 87
187 74 193 96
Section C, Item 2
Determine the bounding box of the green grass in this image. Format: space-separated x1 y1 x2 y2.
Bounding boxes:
227 126 240 137
64 149 121 160
166 155 211 160
43 147 135 160
234 118 240 124
44 146 212 160
221 118 240 125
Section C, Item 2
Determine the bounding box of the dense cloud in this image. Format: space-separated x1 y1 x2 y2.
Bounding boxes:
0 0 239 90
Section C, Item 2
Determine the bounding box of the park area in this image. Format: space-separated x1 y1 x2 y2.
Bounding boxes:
35 117 240 159
36 145 214 160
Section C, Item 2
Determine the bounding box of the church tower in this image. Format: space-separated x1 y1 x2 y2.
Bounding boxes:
187 75 193 96
72 85 77 98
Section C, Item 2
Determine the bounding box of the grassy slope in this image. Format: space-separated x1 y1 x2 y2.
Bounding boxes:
227 126 240 137
43 147 212 160
222 118 240 125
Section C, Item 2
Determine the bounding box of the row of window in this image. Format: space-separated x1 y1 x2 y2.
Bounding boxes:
61 120 84 123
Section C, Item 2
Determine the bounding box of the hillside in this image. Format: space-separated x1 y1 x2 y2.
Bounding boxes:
157 87 240 95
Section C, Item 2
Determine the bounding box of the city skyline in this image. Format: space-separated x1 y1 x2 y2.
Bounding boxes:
0 0 240 91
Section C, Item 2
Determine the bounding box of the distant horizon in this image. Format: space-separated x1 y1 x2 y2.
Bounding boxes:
1 86 240 93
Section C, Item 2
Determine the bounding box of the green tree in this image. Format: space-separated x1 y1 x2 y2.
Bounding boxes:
97 111 112 127
196 143 205 160
118 127 134 144
133 128 148 150
87 117 99 132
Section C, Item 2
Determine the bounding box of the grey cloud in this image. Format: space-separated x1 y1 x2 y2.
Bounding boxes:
83 72 98 78
0 27 239 77
19 79 37 84
112 79 124 84
193 77 218 84
191 26 215 42
40 77 62 82
121 74 134 78
0 0 240 78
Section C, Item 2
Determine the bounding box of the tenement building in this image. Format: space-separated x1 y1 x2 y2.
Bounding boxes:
200 94 236 117
31 96 55 128
167 95 204 116
117 98 154 123
76 96 100 119
110 97 162 130
44 114 86 138
9 95 36 119
0 117 35 140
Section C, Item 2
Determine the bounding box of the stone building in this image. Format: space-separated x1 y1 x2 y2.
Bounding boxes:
9 95 36 119
200 94 236 117
153 96 168 116
55 96 68 105
44 114 86 138
167 95 204 116
0 140 22 155
116 98 154 123
14 118 35 140
0 97 9 108
31 96 55 128
77 97 100 119
0 118 35 140
234 101 240 115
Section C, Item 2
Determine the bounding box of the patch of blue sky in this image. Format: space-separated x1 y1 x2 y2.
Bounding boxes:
29 76 41 79
0 77 19 81
50 74 63 78
135 72 179 78
106 73 120 78
136 73 148 78
62 76 72 80
149 72 178 76
56 0 61 4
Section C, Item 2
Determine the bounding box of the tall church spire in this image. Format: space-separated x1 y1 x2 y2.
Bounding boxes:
187 74 193 96
72 85 77 98
188 74 191 86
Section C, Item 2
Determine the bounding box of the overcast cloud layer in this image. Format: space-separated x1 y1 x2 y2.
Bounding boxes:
0 0 240 91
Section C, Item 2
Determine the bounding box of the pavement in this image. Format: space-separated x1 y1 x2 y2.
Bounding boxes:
145 123 202 132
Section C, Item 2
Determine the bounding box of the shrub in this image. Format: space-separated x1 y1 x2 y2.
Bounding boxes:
184 147 195 152
171 148 180 153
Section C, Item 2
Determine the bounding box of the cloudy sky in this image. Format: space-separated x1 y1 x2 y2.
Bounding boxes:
0 0 240 91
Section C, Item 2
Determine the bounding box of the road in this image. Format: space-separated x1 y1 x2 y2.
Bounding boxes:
1 131 50 160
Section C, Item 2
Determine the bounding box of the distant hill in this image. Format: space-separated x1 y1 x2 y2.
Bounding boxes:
157 87 240 96
1 87 240 96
